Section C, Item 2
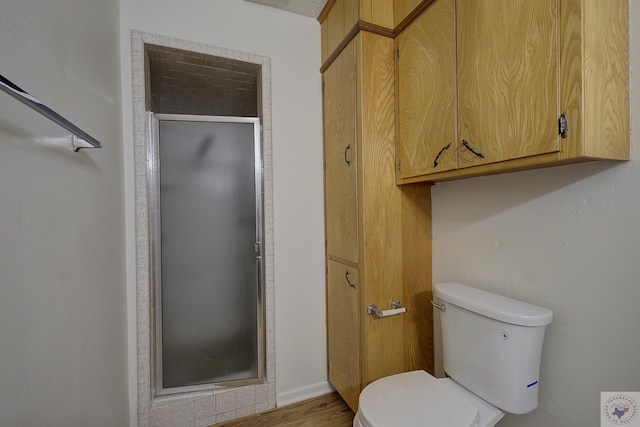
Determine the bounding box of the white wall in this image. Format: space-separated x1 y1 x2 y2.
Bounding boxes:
0 0 129 426
119 0 327 409
432 3 639 426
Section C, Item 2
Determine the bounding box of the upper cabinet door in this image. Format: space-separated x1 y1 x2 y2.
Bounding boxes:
396 0 457 178
457 0 560 168
324 42 359 264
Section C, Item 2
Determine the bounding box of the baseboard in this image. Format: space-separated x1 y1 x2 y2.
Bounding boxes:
276 381 335 407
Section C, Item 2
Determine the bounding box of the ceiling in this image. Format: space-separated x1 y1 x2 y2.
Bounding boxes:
245 0 328 19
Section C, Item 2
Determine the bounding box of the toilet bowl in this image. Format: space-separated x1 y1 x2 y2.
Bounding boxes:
352 282 553 427
353 371 504 427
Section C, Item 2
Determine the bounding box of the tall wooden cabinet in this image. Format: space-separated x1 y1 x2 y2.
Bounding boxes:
322 28 432 412
323 39 361 409
320 0 628 414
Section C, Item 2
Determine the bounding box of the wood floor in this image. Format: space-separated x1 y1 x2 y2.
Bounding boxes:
213 392 354 427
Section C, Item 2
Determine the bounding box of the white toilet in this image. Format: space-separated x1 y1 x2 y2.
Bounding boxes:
353 282 553 427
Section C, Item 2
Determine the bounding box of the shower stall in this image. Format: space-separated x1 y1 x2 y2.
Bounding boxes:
148 114 264 395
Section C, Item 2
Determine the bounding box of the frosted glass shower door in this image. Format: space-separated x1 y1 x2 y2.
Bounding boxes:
150 114 264 393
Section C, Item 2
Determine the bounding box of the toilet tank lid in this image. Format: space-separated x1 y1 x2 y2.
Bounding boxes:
435 282 553 327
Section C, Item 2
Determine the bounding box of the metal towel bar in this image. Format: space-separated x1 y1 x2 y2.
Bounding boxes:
0 73 102 151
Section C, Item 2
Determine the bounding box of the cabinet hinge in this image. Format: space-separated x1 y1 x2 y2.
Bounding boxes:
396 46 400 58
559 113 568 138
397 159 401 171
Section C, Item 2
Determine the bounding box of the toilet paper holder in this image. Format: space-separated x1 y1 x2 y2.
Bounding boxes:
367 300 407 318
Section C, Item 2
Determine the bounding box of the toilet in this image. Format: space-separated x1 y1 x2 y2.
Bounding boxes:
353 282 553 427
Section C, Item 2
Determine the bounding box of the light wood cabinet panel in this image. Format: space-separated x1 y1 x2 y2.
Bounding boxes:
321 0 358 64
319 0 395 65
396 0 456 178
326 260 360 411
400 183 433 372
360 0 394 29
395 0 629 184
358 30 406 384
457 0 559 168
326 0 346 59
322 24 432 412
394 0 421 28
560 0 629 161
324 42 358 264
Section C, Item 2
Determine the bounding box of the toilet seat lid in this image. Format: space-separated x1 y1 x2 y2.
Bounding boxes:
358 371 480 427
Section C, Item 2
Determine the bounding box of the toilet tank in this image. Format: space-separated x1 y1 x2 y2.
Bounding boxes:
434 282 553 415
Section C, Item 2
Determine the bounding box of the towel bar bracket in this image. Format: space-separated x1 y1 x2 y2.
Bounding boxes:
72 135 100 152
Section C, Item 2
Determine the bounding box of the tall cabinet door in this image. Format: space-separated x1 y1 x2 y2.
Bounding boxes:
324 41 358 264
324 37 361 412
396 0 457 177
326 260 360 411
457 0 559 168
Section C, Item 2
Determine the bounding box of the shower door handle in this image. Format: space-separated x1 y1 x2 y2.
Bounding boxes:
255 241 262 259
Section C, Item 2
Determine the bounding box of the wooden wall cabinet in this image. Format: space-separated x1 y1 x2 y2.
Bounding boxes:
396 0 630 184
322 30 432 412
320 0 627 413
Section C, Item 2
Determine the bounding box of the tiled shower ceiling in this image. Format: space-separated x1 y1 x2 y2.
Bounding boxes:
245 0 328 18
146 44 260 117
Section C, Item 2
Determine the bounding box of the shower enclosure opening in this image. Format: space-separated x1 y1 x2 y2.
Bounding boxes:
134 36 275 422
149 114 265 395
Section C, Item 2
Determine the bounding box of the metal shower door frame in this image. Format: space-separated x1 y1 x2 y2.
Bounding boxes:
147 113 265 396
